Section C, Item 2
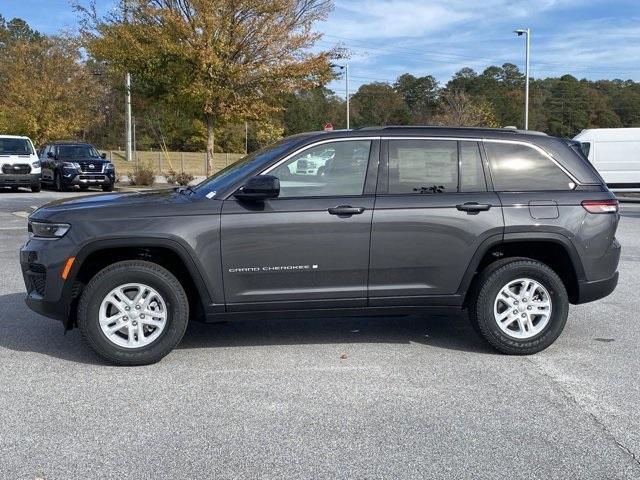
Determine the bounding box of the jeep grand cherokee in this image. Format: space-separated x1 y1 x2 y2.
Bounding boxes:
21 127 620 365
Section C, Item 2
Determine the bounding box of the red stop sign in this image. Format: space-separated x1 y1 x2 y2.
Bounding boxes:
323 123 334 131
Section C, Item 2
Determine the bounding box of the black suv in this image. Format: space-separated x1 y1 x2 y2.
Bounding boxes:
21 127 620 365
39 141 116 192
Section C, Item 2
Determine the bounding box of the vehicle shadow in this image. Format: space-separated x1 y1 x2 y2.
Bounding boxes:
0 292 494 365
179 311 494 354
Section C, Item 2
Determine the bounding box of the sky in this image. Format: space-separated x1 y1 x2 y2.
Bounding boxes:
2 0 640 96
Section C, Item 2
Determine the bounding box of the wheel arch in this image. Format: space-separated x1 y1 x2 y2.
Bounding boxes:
459 233 585 306
64 237 212 330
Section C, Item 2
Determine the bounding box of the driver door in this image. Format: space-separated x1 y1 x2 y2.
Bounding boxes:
220 139 379 311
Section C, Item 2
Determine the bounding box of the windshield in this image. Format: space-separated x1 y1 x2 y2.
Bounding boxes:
57 144 101 158
193 138 304 196
0 138 34 155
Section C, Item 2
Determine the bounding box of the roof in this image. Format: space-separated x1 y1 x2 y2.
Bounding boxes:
47 140 95 145
0 135 32 139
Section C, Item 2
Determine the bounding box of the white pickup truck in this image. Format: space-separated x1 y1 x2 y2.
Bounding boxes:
0 135 41 192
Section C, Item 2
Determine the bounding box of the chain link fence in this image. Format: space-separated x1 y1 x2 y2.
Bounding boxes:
105 150 245 177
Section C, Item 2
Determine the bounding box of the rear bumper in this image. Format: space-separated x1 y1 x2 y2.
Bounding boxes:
575 271 619 304
0 173 40 186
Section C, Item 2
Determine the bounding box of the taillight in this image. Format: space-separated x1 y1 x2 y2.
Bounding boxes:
581 199 619 214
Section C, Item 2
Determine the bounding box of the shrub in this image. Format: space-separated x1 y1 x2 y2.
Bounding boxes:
166 168 195 186
128 162 155 186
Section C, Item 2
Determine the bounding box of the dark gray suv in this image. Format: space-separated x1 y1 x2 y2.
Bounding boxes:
20 127 620 365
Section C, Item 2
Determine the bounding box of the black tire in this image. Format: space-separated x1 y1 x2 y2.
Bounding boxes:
10 186 19 192
77 260 189 366
31 182 41 193
54 172 67 192
102 183 114 192
469 258 569 355
79 185 89 191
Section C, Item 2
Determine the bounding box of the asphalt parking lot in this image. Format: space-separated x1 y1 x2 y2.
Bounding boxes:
1 188 640 479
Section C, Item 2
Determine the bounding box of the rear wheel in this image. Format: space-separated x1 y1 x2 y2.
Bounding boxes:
469 258 569 355
77 260 189 366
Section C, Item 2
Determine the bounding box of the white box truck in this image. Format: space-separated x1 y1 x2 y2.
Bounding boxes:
573 128 640 189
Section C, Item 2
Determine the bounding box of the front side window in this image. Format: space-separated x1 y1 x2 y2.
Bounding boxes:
485 142 574 191
388 140 458 194
269 140 371 198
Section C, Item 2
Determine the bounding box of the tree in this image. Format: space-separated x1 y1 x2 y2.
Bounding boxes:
432 89 499 128
280 87 346 134
80 0 336 172
0 31 104 144
393 73 438 124
351 83 411 127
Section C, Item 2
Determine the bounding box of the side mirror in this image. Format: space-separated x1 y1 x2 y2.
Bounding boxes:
100 152 107 159
235 175 279 201
47 151 54 158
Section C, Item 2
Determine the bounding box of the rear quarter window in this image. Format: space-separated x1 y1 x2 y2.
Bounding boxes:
485 141 574 191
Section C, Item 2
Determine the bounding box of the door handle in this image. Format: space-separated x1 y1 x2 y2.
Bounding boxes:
456 202 491 212
328 205 365 216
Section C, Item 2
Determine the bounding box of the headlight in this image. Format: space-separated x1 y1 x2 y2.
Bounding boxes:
105 162 114 170
28 221 71 239
32 161 41 168
61 162 81 170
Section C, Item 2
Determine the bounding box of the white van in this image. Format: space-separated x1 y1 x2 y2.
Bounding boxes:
573 128 640 189
0 135 41 192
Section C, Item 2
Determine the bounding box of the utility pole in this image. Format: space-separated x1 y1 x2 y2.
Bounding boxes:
125 73 132 161
245 121 248 155
124 0 133 161
514 28 530 130
345 64 350 129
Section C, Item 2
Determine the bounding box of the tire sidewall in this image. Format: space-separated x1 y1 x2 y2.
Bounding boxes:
79 263 188 365
477 262 568 353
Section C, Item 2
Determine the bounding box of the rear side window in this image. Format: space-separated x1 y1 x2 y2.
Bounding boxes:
387 139 487 194
460 141 487 192
579 142 591 158
485 142 574 191
388 140 458 194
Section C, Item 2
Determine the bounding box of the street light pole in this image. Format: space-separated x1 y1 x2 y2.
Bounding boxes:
345 64 350 130
514 28 530 130
330 63 350 129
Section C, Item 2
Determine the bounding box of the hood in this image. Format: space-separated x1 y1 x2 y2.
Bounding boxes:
30 188 194 221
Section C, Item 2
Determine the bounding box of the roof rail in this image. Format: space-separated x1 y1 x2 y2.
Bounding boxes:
353 125 547 135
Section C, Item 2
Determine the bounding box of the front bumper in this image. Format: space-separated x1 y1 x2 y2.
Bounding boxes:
62 170 115 186
0 172 40 187
20 238 76 324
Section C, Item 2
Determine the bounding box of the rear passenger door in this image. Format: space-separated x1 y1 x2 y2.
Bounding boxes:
368 138 504 303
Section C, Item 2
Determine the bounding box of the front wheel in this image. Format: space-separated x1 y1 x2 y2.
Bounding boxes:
102 183 114 192
31 182 41 193
77 260 189 365
54 172 67 192
469 258 569 355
